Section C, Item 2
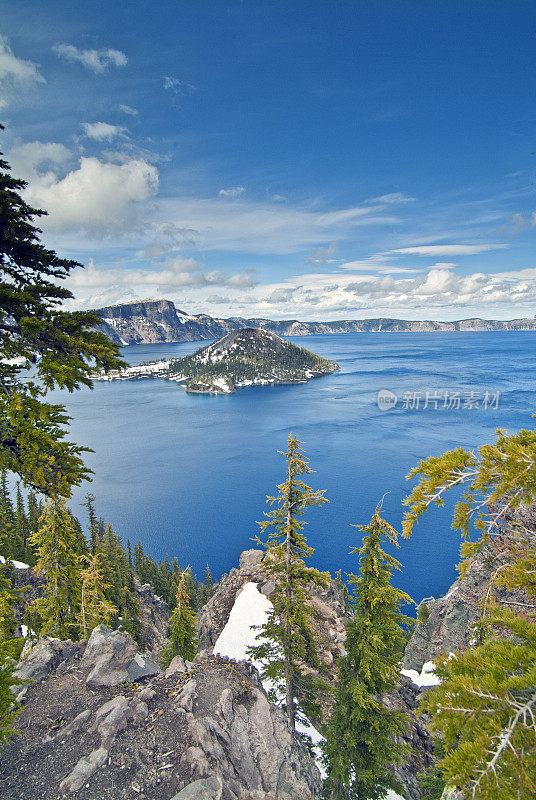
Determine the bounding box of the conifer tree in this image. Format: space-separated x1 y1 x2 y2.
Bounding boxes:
28 499 82 638
0 560 24 742
0 648 18 744
249 434 328 731
162 569 197 666
14 484 31 565
84 494 101 554
402 421 536 798
0 560 23 653
0 470 15 558
77 553 117 639
0 130 124 497
323 507 414 800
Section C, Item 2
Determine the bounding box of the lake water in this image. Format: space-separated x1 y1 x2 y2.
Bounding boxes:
51 332 536 603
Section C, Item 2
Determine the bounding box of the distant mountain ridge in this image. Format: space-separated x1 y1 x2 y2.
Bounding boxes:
93 298 536 345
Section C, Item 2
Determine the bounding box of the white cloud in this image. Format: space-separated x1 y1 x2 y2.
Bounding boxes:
391 244 508 256
0 36 44 86
65 259 257 306
153 197 398 254
218 186 246 199
194 264 536 320
163 76 195 96
82 122 127 141
307 242 338 265
0 36 44 107
119 104 138 116
368 192 416 204
9 140 71 180
53 43 127 73
22 155 158 234
499 211 536 234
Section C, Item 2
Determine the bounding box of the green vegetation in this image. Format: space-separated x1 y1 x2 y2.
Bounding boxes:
162 570 198 666
166 329 338 388
404 422 536 799
248 434 329 731
28 499 84 639
77 554 117 639
0 130 124 498
133 542 208 611
417 601 430 624
0 483 209 644
323 507 414 800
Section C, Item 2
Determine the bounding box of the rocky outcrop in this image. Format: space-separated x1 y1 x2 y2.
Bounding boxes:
93 298 536 346
197 549 349 699
14 637 79 684
82 626 141 687
0 639 321 800
403 522 536 671
199 549 435 800
171 777 223 799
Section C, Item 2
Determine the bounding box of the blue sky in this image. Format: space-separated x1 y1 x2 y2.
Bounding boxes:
2 0 536 319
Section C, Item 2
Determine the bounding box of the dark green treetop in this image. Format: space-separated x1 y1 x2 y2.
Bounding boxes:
249 433 329 732
323 506 414 800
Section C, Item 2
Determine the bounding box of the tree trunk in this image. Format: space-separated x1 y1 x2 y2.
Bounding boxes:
285 463 295 732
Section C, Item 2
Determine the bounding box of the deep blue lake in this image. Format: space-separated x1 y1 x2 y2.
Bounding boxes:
51 332 536 603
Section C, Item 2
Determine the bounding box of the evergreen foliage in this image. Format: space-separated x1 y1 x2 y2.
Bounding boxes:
27 499 85 638
323 507 414 800
0 647 19 744
421 601 536 800
165 331 337 388
162 569 198 666
0 129 125 497
133 542 208 611
0 558 23 743
249 434 329 731
402 424 536 565
77 553 117 639
404 422 536 799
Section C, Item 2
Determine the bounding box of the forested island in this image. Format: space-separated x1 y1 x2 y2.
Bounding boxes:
96 327 340 393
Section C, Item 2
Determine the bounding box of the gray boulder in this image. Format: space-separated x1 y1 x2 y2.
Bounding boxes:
127 652 161 681
165 655 187 677
170 776 222 800
15 637 78 683
59 746 108 793
81 625 138 687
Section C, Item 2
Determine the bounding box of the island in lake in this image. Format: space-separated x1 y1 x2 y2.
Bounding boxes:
96 327 340 393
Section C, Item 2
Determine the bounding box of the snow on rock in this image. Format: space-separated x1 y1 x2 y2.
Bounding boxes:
213 582 272 662
213 582 327 776
400 660 441 688
0 555 29 569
